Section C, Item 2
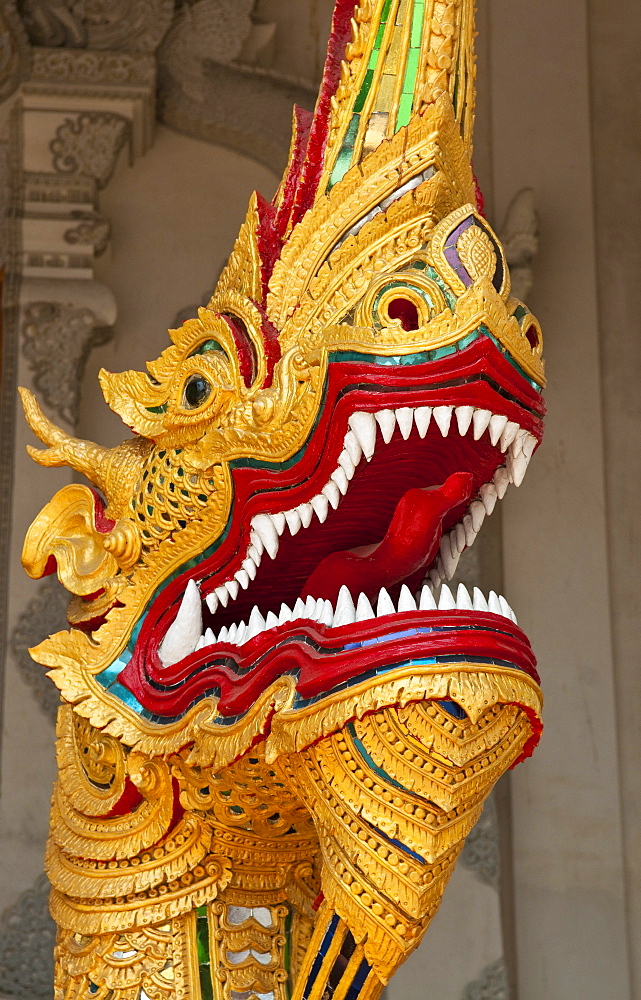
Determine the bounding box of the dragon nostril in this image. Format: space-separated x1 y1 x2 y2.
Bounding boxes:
387 297 420 332
525 324 540 350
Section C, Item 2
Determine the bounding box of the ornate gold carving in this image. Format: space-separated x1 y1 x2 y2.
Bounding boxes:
20 1 546 996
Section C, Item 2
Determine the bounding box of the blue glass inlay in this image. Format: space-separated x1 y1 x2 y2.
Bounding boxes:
302 914 340 1000
345 958 371 1000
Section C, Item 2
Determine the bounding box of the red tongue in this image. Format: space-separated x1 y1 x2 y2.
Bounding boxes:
301 471 474 605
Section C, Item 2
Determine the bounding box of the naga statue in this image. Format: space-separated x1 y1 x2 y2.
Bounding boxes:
20 1 545 997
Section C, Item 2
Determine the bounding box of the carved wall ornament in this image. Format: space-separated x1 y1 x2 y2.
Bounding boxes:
0 1 31 104
0 873 56 1000
19 1 547 996
30 45 156 86
19 0 174 53
460 791 500 889
49 112 130 189
461 957 509 1000
10 575 67 723
21 301 112 424
498 188 538 304
64 210 111 256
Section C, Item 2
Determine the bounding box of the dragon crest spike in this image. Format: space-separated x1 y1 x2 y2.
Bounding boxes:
20 2 546 996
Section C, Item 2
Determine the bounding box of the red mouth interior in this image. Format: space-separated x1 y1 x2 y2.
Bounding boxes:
201 423 502 633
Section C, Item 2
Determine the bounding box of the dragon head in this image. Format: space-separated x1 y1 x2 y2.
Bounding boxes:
22 0 544 766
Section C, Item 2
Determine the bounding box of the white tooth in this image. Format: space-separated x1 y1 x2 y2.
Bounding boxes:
205 627 215 645
510 451 529 487
463 514 476 547
375 409 396 444
343 430 363 466
473 408 492 440
480 483 498 515
395 407 414 440
236 623 247 644
472 587 489 612
499 595 517 622
252 515 279 559
456 584 473 610
429 566 442 589
455 522 466 553
398 584 417 612
489 414 508 446
522 432 537 460
456 406 474 436
195 635 206 650
311 494 329 523
433 405 453 437
292 597 306 620
271 512 286 535
419 585 436 610
226 580 239 601
414 406 432 438
511 429 525 456
355 592 375 621
206 593 219 615
470 500 485 531
247 544 264 566
500 420 520 452
246 606 266 640
376 588 396 617
242 557 257 581
338 449 356 479
235 569 250 590
318 600 334 626
438 584 456 610
348 412 377 460
304 595 318 618
228 623 238 644
284 509 302 535
331 467 349 495
439 534 458 579
249 532 264 558
265 611 279 630
218 625 229 643
488 591 502 615
296 503 314 528
493 466 510 499
333 586 356 627
215 585 229 608
278 603 293 625
323 481 341 509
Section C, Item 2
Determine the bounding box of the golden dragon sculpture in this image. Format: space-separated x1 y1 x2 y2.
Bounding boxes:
20 2 545 997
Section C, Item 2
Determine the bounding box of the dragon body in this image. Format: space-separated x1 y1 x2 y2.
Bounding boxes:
21 2 545 998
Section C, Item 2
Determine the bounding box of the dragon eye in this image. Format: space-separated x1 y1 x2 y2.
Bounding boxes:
183 373 211 409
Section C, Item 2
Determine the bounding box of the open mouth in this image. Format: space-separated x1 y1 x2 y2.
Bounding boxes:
158 402 535 667
113 340 543 725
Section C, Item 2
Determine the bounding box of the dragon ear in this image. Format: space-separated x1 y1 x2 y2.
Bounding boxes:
99 366 166 439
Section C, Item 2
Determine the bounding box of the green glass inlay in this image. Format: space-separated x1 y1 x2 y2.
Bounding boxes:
189 339 226 357
397 91 414 129
381 0 394 22
145 403 167 414
196 914 210 964
328 113 360 189
354 70 374 111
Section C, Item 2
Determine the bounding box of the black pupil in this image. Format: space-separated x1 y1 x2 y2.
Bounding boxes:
184 375 211 408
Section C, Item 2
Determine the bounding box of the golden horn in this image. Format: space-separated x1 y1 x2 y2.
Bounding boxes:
19 387 117 498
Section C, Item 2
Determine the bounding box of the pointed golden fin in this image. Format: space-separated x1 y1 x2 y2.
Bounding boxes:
320 0 476 192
